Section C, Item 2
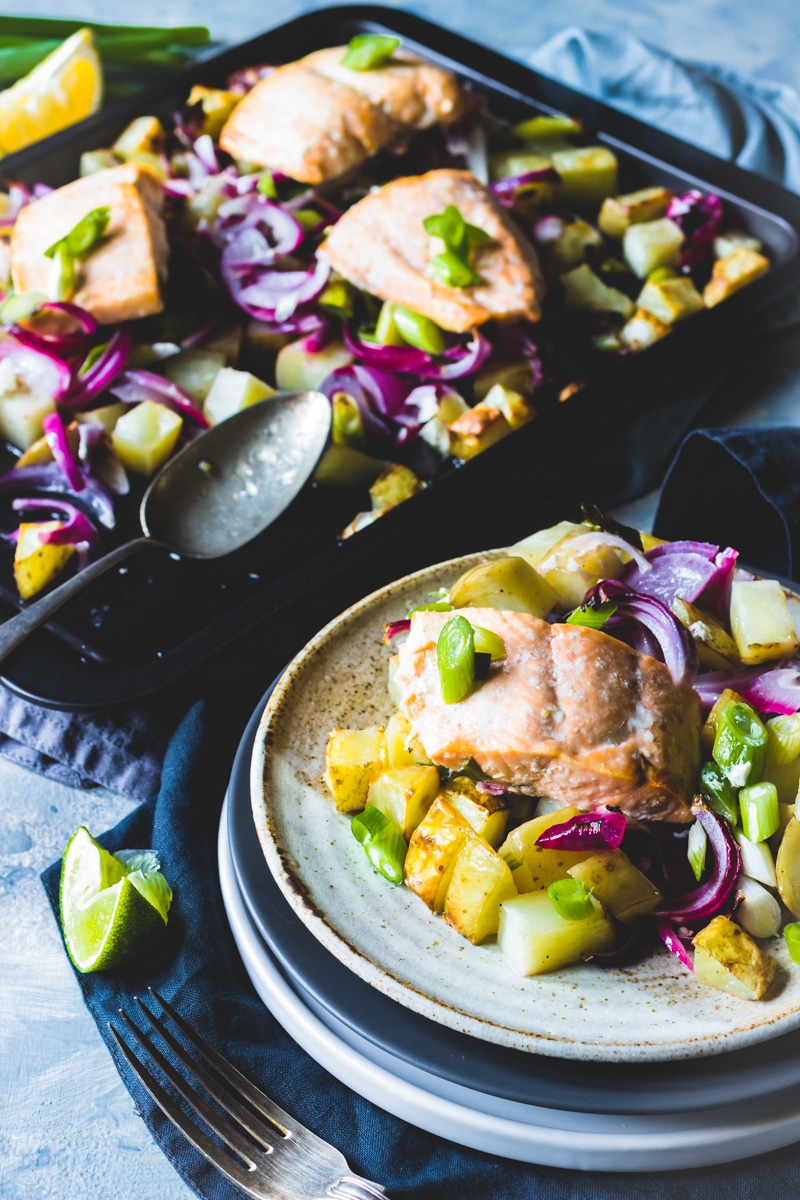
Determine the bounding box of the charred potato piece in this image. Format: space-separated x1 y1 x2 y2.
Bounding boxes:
560 264 635 318
704 247 769 307
370 464 422 512
444 835 517 943
730 580 799 665
448 404 512 460
671 597 739 669
776 816 800 917
384 711 429 767
404 796 474 912
567 850 662 923
623 218 684 278
636 276 704 324
619 307 672 352
367 765 440 840
598 186 674 240
478 384 536 431
449 555 558 619
498 806 592 893
550 146 618 208
693 915 776 1001
442 779 511 848
14 522 75 600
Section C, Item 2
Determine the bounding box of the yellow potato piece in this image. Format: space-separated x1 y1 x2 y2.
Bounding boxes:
111 400 182 477
444 835 517 943
324 725 387 813
14 521 75 600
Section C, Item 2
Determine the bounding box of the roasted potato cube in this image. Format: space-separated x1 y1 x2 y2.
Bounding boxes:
164 350 225 404
473 360 536 403
384 712 429 767
449 555 559 619
442 780 511 848
404 796 475 911
275 338 353 392
498 806 592 893
730 579 799 665
489 152 557 206
0 391 56 450
11 163 167 326
367 765 440 839
776 816 800 917
80 149 121 177
324 725 387 813
476 384 535 431
114 115 166 160
203 368 275 425
598 186 674 240
560 264 635 319
111 400 182 477
509 521 585 567
701 688 745 756
448 404 513 460
551 146 618 208
619 307 672 352
75 402 126 435
444 836 517 943
13 522 75 600
537 218 602 274
671 597 739 669
370 464 422 512
187 85 241 140
419 390 470 455
714 231 763 260
519 527 629 611
314 444 386 488
636 276 704 324
704 247 769 307
623 218 684 278
693 915 776 1000
567 850 662 923
498 889 615 976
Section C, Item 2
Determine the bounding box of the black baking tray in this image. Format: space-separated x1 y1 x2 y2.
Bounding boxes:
1 5 799 710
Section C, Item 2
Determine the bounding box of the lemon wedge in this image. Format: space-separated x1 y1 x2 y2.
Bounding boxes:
0 28 102 158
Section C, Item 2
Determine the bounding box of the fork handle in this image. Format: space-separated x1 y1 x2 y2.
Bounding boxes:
327 1175 388 1199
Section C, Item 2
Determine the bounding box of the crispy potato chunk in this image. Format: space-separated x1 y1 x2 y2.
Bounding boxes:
598 186 674 240
704 247 769 307
404 795 474 911
567 850 662 923
730 579 799 665
441 778 511 848
693 915 776 1000
367 764 440 840
444 836 517 943
324 725 387 813
448 404 513 459
13 522 75 599
636 276 704 324
671 597 739 669
498 806 592 893
449 555 558 619
498 889 615 976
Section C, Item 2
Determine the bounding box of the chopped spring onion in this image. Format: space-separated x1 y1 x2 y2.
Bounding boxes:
471 625 506 661
79 341 108 376
712 700 767 788
432 251 480 289
408 600 453 615
766 714 800 767
512 113 582 139
318 280 355 320
547 878 594 922
687 820 708 881
785 923 800 965
648 266 680 283
374 301 405 347
45 206 110 261
330 392 365 449
351 805 406 884
566 600 619 630
437 615 475 704
340 34 400 71
48 244 75 303
699 760 739 827
257 170 277 198
739 781 780 844
0 291 47 324
393 306 446 355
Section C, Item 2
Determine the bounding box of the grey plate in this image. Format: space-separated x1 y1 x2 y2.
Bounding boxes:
230 682 800 1116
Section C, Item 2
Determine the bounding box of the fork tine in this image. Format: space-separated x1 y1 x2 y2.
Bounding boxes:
108 1023 261 1198
116 1009 269 1167
134 996 285 1151
149 988 323 1146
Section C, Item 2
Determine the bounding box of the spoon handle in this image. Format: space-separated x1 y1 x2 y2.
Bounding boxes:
0 537 154 667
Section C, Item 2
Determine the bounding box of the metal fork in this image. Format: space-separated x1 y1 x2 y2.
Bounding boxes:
109 989 389 1200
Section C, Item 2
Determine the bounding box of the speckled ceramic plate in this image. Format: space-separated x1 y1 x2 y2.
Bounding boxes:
250 552 800 1063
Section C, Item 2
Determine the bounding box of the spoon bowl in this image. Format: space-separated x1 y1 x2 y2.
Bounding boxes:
0 390 331 665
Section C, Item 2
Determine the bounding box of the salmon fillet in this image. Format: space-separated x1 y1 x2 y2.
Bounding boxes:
10 163 167 326
219 47 467 184
323 169 546 332
395 608 701 823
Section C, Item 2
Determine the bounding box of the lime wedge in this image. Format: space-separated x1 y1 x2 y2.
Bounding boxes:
59 826 172 973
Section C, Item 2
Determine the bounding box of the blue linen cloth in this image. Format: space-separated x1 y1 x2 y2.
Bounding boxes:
40 697 800 1200
40 25 800 1200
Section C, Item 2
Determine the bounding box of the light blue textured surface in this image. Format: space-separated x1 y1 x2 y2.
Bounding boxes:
2 4 800 1199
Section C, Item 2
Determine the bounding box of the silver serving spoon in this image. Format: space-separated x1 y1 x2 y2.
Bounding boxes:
0 389 331 666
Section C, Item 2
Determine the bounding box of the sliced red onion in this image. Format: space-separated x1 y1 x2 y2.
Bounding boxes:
42 412 84 493
180 316 219 349
193 134 219 175
0 462 115 528
11 301 97 357
384 619 411 642
693 659 800 714
61 330 132 410
697 546 738 618
645 540 718 561
215 195 304 255
490 166 561 207
163 177 195 199
588 580 698 688
228 256 330 322
655 920 694 971
319 365 396 447
666 190 724 266
110 369 208 428
0 338 72 399
533 214 564 243
343 325 492 382
654 805 740 923
476 780 505 796
535 809 626 851
11 496 100 547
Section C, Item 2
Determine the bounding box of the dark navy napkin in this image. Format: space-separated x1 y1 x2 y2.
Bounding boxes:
655 427 800 579
41 698 800 1200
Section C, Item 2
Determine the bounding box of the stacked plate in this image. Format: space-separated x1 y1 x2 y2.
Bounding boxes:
219 683 800 1172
